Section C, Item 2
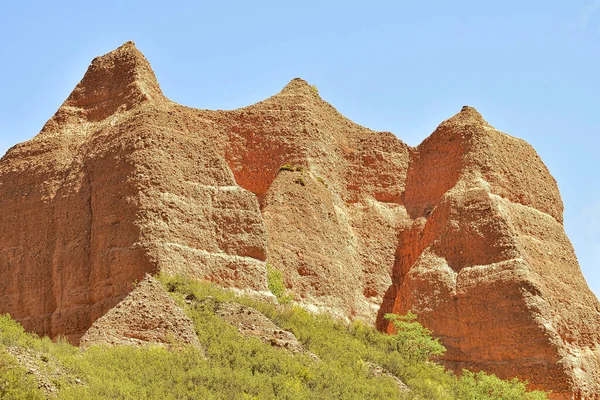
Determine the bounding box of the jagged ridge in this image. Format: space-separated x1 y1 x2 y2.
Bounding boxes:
1 42 599 399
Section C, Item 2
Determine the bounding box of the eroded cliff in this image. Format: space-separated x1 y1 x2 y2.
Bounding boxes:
1 42 598 398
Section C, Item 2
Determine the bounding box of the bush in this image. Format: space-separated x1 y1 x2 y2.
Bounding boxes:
279 164 295 172
279 164 304 173
0 278 549 400
316 177 327 187
159 275 549 400
0 314 35 348
159 275 404 399
0 348 44 400
266 264 292 304
455 370 548 400
384 312 445 362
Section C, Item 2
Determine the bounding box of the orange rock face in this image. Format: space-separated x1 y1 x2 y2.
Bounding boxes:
0 42 270 344
1 42 599 397
378 108 600 399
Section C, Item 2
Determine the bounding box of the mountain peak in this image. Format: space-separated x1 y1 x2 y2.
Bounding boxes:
60 41 164 122
459 105 486 121
454 105 490 126
430 106 493 135
278 78 320 98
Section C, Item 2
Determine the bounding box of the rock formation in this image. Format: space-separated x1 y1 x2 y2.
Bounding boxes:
378 107 600 399
79 275 200 348
1 41 598 398
200 297 306 354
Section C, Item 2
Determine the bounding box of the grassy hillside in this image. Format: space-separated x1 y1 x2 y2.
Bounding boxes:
0 275 549 399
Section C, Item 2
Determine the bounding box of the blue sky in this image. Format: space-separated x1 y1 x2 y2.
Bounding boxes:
1 1 599 298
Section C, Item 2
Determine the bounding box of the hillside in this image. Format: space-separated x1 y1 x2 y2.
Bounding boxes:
0 275 549 399
0 41 599 398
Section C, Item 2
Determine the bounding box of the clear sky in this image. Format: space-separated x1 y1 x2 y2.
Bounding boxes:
1 1 598 298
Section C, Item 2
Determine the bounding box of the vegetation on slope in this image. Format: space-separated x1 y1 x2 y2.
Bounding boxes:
266 263 292 304
0 347 44 400
0 275 549 400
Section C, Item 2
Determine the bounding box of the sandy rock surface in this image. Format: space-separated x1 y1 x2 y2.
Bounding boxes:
1 42 599 397
79 275 200 348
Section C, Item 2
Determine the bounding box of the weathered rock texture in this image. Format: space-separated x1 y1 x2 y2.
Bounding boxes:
377 107 600 399
200 297 306 354
0 42 269 345
79 275 200 348
1 42 599 397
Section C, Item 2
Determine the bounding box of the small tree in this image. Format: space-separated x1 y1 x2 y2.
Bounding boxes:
384 312 446 362
267 264 292 304
457 370 549 400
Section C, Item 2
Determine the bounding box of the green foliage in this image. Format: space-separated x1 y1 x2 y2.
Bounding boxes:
158 275 549 400
311 85 319 95
0 348 44 400
266 264 292 304
0 281 549 400
56 346 216 400
316 177 327 187
0 314 30 347
279 164 295 172
456 370 549 400
384 312 446 362
279 164 304 173
160 275 404 399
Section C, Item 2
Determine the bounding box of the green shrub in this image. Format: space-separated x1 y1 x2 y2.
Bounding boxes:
384 312 445 362
0 314 36 348
455 370 548 400
316 177 327 187
159 275 548 400
279 164 295 172
0 348 44 400
159 275 404 399
0 278 549 400
311 85 319 95
279 164 304 173
266 264 292 304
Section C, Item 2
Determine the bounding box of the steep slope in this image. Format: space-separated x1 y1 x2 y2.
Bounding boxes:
210 78 409 321
79 275 200 348
0 42 598 397
0 42 270 343
378 107 600 398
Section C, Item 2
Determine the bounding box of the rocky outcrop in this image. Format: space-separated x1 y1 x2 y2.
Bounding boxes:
199 297 306 354
0 42 269 344
378 107 600 399
1 42 599 397
79 275 200 348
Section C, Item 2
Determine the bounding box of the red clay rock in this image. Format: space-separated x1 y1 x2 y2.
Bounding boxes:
0 42 269 344
379 107 600 399
1 43 599 397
